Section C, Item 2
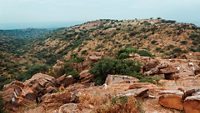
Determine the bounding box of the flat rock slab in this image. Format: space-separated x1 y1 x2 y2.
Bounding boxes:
117 88 148 97
159 90 184 110
105 75 139 85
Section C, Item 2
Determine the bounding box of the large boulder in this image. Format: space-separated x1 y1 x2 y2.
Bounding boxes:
105 75 139 85
56 75 75 87
58 103 81 113
158 90 184 110
184 95 200 113
41 91 72 109
183 90 200 113
2 73 58 112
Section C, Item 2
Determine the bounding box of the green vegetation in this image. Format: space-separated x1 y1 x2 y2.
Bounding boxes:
117 47 153 59
63 62 80 80
16 64 49 81
0 76 11 90
137 50 153 57
90 58 141 85
117 47 138 59
0 96 5 113
70 53 84 63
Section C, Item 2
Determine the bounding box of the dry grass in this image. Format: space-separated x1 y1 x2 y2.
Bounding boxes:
95 96 138 113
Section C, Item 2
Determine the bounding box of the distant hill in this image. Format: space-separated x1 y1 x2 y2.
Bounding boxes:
1 18 200 80
0 28 52 39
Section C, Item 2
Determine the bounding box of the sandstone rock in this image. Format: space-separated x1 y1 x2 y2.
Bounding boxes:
158 90 184 110
117 88 149 97
129 83 157 90
142 59 160 72
24 73 56 87
56 75 75 87
105 75 139 85
42 91 71 108
79 70 92 79
79 70 94 83
184 95 200 113
88 55 101 62
58 103 81 113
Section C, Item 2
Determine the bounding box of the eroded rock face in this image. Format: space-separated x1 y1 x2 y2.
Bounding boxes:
2 73 58 112
79 70 94 83
41 91 72 109
158 90 184 110
58 103 81 113
183 90 200 113
105 75 139 85
56 75 75 87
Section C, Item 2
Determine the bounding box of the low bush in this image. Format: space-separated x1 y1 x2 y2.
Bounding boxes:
117 47 153 59
16 64 49 81
64 62 79 80
137 50 153 57
117 47 138 59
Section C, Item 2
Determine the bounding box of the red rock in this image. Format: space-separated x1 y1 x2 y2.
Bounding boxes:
158 90 184 110
105 75 139 85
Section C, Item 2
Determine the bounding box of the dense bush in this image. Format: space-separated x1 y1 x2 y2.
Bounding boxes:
16 64 49 81
137 50 153 57
117 47 153 59
0 96 5 113
70 54 84 63
90 58 141 85
117 47 138 59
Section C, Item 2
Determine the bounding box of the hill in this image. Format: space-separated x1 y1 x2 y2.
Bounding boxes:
1 18 200 113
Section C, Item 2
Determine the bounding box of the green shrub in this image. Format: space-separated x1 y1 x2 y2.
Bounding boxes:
137 50 153 57
151 40 157 44
16 64 49 81
180 40 188 45
70 54 84 63
64 62 79 80
117 47 138 59
0 96 5 113
81 50 88 55
90 58 141 85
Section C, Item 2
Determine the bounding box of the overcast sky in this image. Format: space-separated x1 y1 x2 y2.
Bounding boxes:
0 0 200 29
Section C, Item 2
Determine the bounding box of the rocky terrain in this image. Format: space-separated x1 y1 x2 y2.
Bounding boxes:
1 18 200 113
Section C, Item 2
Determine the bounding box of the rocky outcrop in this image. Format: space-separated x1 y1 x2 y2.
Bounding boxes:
56 75 75 87
105 75 139 85
158 90 184 110
183 90 200 113
158 89 200 112
79 70 94 83
41 91 72 109
2 73 58 112
58 103 81 113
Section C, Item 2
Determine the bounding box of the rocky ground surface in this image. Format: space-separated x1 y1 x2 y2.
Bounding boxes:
1 52 200 113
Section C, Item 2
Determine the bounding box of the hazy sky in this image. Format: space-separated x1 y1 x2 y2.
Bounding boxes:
0 0 200 29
